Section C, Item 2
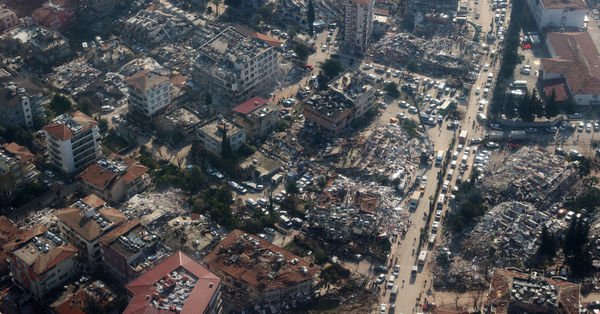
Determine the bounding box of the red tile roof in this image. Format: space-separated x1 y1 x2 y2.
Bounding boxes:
55 206 127 242
233 96 270 115
541 0 586 10
0 216 19 245
543 79 568 102
43 123 73 141
81 194 106 209
2 143 34 164
126 70 169 92
79 164 118 190
232 24 282 47
124 251 221 314
543 32 600 95
204 230 319 292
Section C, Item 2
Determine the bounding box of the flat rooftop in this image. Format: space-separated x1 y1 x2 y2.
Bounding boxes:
55 198 127 242
198 116 244 142
328 71 374 101
165 107 202 129
43 111 97 141
304 91 354 119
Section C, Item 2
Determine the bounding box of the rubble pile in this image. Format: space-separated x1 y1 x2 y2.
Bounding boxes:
369 32 480 79
480 147 577 207
48 59 102 92
461 202 561 268
121 190 190 233
433 254 487 291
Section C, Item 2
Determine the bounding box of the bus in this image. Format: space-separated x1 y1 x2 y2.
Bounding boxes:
418 251 428 265
409 191 421 211
477 113 488 124
435 150 444 167
438 100 452 114
459 130 468 144
511 80 528 90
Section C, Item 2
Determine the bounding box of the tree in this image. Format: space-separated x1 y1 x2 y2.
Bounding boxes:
384 82 400 98
530 89 544 118
49 94 72 116
518 90 535 122
212 0 220 15
224 0 242 8
564 98 576 114
98 118 109 134
286 181 299 194
307 0 315 36
292 43 310 61
536 225 556 259
545 89 559 118
78 97 93 115
320 58 343 79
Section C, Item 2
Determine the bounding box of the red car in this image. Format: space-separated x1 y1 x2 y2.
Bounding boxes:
304 64 314 70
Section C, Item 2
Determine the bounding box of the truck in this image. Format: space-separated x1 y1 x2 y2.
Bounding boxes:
418 251 428 265
435 150 444 167
459 130 468 144
409 191 420 211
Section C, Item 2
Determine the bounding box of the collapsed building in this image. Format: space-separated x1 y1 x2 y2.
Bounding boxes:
121 3 195 47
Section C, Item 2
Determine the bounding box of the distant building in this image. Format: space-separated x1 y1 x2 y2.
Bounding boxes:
0 7 18 32
2 26 72 65
126 70 172 119
204 230 320 306
232 96 279 140
43 111 101 175
4 225 78 301
124 251 222 314
526 0 587 30
0 77 46 128
197 116 246 155
540 32 600 105
160 107 204 142
194 24 280 102
100 220 166 284
487 268 580 314
0 143 38 202
78 155 149 204
55 194 127 264
32 0 77 31
343 0 375 54
304 70 376 135
50 279 116 314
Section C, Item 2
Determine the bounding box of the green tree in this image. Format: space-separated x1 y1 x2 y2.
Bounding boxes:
545 89 559 118
537 225 556 259
49 94 72 116
98 118 109 134
320 58 343 79
293 43 310 61
384 81 400 98
307 0 315 36
286 181 299 194
224 0 242 7
78 97 93 115
564 98 576 114
518 90 535 122
530 89 544 118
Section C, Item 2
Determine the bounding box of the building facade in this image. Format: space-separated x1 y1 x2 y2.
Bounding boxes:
4 225 78 300
194 24 280 102
232 96 279 140
78 156 149 204
343 0 375 54
43 111 101 175
0 143 38 202
0 80 45 128
55 195 127 264
0 7 18 32
197 116 246 155
126 70 172 119
526 0 587 30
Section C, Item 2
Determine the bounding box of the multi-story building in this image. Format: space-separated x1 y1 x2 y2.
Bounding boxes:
540 32 600 105
43 111 101 175
232 96 279 140
197 116 246 155
55 194 127 264
194 24 280 102
0 7 18 32
0 79 46 128
3 225 78 300
126 70 172 119
124 251 222 314
31 0 77 31
99 220 167 283
343 0 375 54
204 230 320 307
526 0 587 30
78 155 149 204
304 70 376 135
0 143 38 202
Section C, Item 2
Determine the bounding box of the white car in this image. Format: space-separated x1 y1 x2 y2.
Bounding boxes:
380 304 387 313
45 170 55 178
483 64 490 71
393 264 400 276
376 274 386 284
475 87 481 95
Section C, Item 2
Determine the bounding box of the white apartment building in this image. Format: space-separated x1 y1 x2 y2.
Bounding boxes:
194 24 279 102
197 116 246 155
126 70 172 119
0 7 18 31
43 111 101 175
5 225 78 300
343 0 375 54
526 0 587 30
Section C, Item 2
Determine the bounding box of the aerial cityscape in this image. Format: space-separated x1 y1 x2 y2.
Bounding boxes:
0 0 600 313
